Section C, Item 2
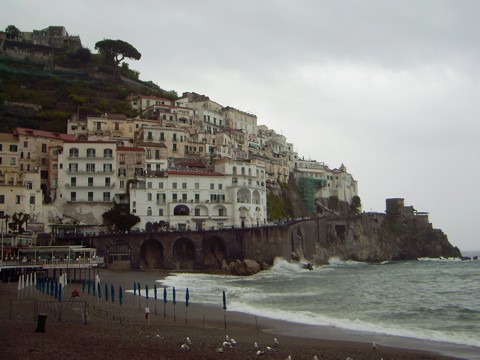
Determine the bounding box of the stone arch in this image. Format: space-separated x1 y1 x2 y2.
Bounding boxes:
202 236 226 268
145 221 153 233
212 204 227 217
252 189 261 205
140 238 164 269
237 188 251 203
174 204 190 216
107 239 132 270
172 237 196 270
194 205 208 216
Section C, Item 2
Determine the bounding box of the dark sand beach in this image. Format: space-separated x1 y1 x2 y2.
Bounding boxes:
0 269 462 359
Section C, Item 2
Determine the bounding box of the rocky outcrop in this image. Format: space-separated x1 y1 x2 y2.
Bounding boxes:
311 211 461 263
227 259 262 276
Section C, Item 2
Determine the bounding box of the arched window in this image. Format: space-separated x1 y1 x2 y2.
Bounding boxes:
241 167 245 175
147 193 152 201
248 168 251 176
147 207 152 216
69 148 79 157
174 205 190 216
86 148 96 158
104 148 113 158
232 166 237 175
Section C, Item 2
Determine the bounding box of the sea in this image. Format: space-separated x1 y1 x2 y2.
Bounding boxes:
157 251 480 359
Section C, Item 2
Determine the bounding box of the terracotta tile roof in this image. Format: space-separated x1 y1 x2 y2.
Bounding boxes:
117 146 145 152
15 128 75 141
166 170 224 177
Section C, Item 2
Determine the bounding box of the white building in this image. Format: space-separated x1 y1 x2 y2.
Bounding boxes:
129 160 267 231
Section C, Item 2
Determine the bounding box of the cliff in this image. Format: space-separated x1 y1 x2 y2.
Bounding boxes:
312 212 461 263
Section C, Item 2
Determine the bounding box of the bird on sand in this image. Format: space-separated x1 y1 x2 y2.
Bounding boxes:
313 356 319 360
215 347 224 353
223 341 232 349
372 341 378 350
256 350 265 356
254 342 259 349
274 337 279 346
185 337 192 346
180 344 190 351
230 338 237 346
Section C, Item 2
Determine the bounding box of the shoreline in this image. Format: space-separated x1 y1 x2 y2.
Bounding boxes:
0 269 475 359
100 269 477 359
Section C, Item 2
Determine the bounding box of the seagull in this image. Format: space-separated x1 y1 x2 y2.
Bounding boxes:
313 356 319 360
286 356 292 360
254 342 259 349
215 347 224 353
372 341 378 350
223 341 233 349
186 337 192 346
266 346 277 352
256 350 265 356
230 338 237 346
274 338 279 346
180 344 190 351
225 334 230 341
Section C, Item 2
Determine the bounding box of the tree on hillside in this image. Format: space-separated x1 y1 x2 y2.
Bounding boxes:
5 25 20 39
350 195 362 214
102 204 140 233
95 39 141 79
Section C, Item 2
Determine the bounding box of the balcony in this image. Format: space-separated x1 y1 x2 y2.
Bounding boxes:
66 182 115 189
67 169 115 174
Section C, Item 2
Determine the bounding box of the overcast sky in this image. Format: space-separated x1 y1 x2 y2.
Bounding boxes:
3 1 479 251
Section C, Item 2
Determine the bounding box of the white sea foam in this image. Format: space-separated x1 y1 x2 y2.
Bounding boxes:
152 257 480 350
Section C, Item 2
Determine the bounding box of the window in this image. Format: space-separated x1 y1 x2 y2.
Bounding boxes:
119 154 125 163
154 150 160 159
24 141 28 148
219 208 224 216
172 182 177 189
147 193 152 201
88 192 94 201
182 193 187 201
147 182 152 189
41 158 47 166
104 149 113 158
70 192 76 202
87 148 96 158
41 143 47 153
195 183 199 190
158 182 163 189
69 148 79 157
88 177 94 186
16 195 21 204
87 163 95 172
173 133 177 141
103 164 113 172
160 133 165 141
0 195 4 203
195 208 200 216
10 158 16 165
233 166 237 175
10 144 17 152
172 193 177 201
210 183 214 190
194 194 200 203
147 207 152 216
172 143 177 152
69 163 78 172
118 168 126 177
158 209 164 216
120 180 125 189
114 123 120 130
26 182 33 189
218 184 222 190
103 192 110 202
71 177 76 187
105 177 111 187
182 182 187 189
30 196 35 205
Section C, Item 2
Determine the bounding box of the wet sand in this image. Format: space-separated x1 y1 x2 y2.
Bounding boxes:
0 269 465 359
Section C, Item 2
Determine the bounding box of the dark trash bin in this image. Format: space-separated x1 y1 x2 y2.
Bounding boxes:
35 313 47 332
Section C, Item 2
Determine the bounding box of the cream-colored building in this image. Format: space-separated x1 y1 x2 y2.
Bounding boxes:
130 159 267 231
